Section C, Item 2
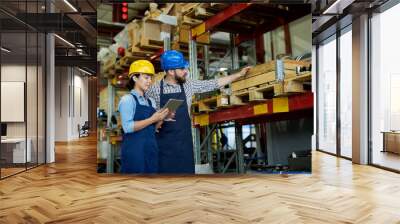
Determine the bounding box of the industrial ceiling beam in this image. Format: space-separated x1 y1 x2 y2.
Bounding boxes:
191 3 252 38
67 13 97 46
55 55 96 70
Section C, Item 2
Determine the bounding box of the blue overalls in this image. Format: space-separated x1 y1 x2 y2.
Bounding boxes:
120 93 158 174
156 80 195 174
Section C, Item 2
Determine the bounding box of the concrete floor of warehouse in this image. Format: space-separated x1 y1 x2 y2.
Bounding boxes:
0 135 400 223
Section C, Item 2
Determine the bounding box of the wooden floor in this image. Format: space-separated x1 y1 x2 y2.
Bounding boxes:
1 136 400 223
1 167 26 178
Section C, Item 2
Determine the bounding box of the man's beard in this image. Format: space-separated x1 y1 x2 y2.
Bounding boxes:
175 74 186 84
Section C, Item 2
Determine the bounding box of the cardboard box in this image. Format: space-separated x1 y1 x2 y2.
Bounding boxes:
142 19 162 40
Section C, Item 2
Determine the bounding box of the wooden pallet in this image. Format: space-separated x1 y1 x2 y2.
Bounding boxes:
248 83 277 101
274 73 312 97
114 63 124 72
241 60 311 79
181 3 204 16
231 61 311 92
191 102 200 114
231 71 276 92
197 95 230 112
231 72 312 104
139 37 164 51
184 7 214 20
119 55 136 68
127 46 155 58
230 82 276 105
286 72 312 82
230 89 251 106
182 15 203 26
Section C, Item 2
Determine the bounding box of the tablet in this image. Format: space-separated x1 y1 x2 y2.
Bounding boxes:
162 99 184 111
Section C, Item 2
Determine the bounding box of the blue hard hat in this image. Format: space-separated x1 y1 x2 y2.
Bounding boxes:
160 50 189 71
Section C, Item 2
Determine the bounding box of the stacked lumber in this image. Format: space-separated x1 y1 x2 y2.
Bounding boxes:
230 60 311 105
191 59 311 110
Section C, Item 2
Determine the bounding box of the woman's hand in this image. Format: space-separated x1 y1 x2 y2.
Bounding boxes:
164 111 176 122
150 108 169 123
155 121 163 133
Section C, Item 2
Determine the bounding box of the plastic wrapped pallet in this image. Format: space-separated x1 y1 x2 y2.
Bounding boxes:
114 25 130 50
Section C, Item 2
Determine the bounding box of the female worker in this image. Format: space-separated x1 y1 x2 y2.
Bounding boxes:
119 60 169 174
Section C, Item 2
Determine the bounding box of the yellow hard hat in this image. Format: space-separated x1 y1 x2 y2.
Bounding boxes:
128 60 155 78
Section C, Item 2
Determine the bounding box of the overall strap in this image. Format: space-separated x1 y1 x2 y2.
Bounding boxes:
160 80 164 96
147 98 153 108
130 93 140 104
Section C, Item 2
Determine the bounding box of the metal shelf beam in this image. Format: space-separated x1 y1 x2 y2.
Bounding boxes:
191 3 252 38
193 92 313 126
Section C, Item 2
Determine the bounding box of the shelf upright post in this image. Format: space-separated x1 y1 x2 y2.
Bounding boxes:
206 125 213 169
163 34 170 51
204 45 210 78
255 124 264 165
189 30 201 165
230 33 240 70
235 123 244 173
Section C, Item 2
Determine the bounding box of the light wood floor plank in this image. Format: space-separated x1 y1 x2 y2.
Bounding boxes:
0 136 400 223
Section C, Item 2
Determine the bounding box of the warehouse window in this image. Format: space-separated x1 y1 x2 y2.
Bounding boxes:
317 35 337 155
339 26 352 159
370 2 400 171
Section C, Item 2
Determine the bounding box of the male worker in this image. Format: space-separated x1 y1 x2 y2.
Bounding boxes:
146 50 250 174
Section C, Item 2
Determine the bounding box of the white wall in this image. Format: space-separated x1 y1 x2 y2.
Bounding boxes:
54 67 89 141
55 66 68 141
1 65 40 138
1 64 46 164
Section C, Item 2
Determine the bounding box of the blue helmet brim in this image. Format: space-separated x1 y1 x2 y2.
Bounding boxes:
184 60 189 69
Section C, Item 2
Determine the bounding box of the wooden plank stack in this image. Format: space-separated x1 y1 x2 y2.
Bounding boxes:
191 59 311 112
229 60 311 105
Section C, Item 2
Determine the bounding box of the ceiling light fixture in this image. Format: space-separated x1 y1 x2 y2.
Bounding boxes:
54 34 75 48
1 47 11 53
63 0 78 12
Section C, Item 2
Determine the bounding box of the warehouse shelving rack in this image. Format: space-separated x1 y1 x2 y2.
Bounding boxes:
186 3 313 173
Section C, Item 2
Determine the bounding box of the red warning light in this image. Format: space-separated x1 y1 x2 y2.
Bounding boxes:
121 2 128 21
